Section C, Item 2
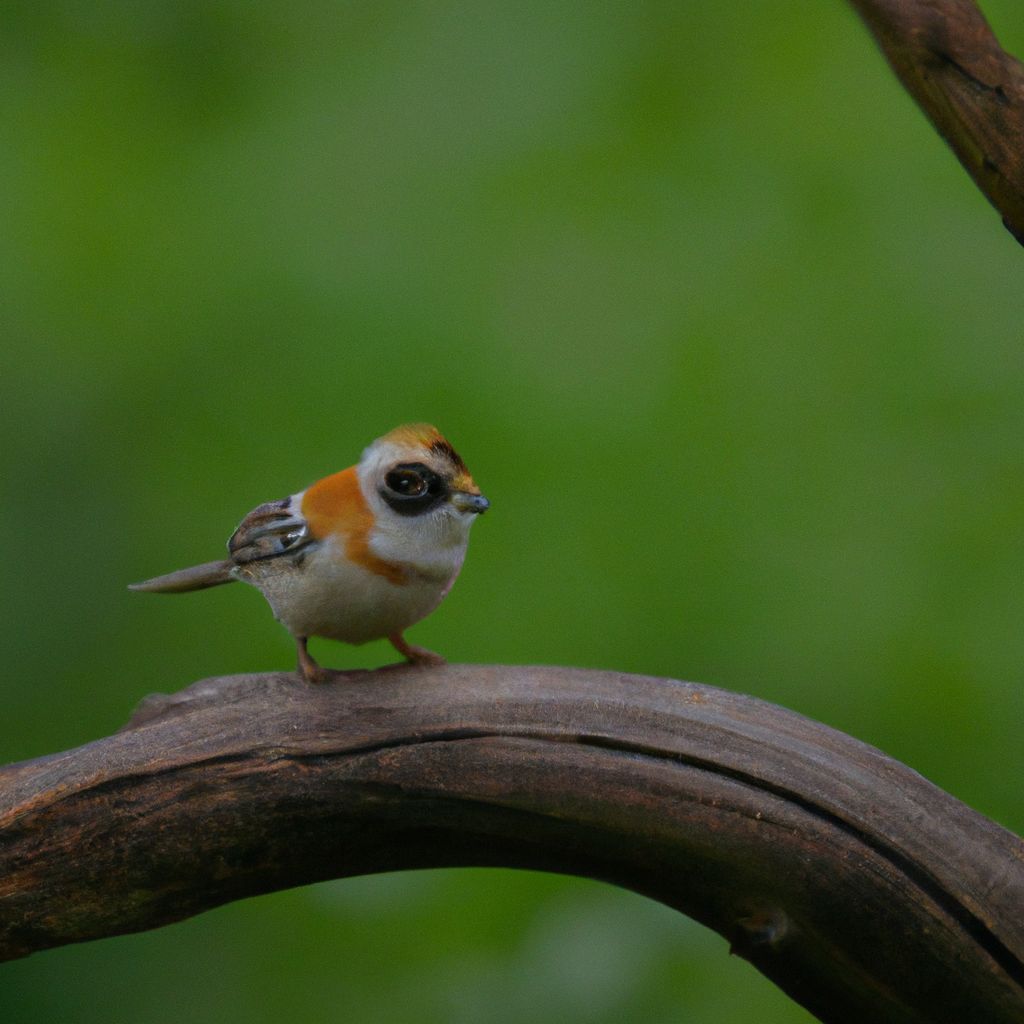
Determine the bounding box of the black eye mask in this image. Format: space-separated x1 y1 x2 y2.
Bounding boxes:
381 462 449 515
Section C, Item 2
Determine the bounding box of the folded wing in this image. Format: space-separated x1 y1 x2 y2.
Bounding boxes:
130 497 314 594
227 498 312 564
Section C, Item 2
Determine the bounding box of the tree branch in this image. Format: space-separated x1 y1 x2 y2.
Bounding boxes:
849 0 1024 245
1 664 1022 1023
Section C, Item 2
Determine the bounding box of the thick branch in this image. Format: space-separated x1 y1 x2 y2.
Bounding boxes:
849 0 1024 245
1 665 1022 1023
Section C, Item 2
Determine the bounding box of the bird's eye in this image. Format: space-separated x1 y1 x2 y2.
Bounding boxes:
385 469 427 496
381 462 447 515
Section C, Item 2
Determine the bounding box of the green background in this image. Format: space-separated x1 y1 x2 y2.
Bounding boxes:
2 2 1022 1022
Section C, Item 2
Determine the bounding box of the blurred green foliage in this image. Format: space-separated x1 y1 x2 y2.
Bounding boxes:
2 2 1022 1022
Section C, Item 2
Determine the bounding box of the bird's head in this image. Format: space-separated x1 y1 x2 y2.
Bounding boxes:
358 424 489 546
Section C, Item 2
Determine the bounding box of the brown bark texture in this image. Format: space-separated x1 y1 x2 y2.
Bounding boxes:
1 665 1022 1024
850 0 1024 245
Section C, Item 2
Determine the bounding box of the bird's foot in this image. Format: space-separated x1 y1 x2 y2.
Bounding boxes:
295 635 341 684
387 632 447 667
301 664 339 685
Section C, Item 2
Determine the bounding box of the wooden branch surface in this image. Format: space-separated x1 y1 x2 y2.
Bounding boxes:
849 0 1024 244
1 664 1022 1024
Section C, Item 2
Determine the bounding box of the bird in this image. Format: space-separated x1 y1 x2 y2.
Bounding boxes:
129 424 489 682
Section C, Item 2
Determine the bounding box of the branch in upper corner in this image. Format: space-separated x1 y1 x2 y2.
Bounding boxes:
849 0 1024 245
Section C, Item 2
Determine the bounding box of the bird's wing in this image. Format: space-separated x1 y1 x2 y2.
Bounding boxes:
228 498 313 564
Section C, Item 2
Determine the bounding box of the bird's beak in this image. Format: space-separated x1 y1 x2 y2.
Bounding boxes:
451 491 490 514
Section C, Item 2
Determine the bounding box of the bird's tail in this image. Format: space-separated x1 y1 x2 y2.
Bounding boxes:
128 560 236 594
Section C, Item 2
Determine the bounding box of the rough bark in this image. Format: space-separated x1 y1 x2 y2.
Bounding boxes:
1 664 1021 1024
849 0 1024 244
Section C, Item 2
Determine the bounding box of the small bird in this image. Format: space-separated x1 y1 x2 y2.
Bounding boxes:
129 424 489 682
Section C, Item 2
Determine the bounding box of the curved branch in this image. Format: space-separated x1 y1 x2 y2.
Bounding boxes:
1 665 1022 1023
849 0 1024 245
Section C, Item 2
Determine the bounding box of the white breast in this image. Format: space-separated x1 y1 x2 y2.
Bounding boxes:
241 535 465 645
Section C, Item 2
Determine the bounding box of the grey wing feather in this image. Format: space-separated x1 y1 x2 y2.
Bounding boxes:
228 498 313 565
129 497 313 594
129 560 235 593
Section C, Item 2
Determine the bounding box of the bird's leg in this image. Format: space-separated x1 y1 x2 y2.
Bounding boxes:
388 632 447 666
295 636 333 684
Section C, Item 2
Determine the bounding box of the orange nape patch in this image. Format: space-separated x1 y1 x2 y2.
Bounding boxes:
381 423 446 449
383 423 471 476
301 466 408 585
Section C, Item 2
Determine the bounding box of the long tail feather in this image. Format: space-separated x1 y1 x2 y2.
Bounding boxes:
128 560 236 594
